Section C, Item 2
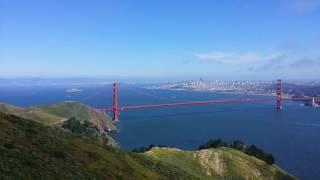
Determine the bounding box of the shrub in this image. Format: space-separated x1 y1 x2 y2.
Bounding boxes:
61 117 108 145
199 138 228 150
230 140 246 151
132 145 173 153
53 150 66 159
246 145 275 165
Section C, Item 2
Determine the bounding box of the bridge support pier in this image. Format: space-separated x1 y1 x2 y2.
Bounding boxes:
312 97 315 107
113 81 119 122
277 79 282 111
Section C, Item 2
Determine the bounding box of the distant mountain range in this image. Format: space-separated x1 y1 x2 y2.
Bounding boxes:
0 78 115 87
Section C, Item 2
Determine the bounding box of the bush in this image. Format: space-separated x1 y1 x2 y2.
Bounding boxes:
230 140 246 151
199 138 228 150
246 145 275 165
53 150 66 159
132 145 173 153
61 117 108 145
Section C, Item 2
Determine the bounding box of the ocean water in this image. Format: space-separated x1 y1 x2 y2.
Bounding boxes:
0 84 319 180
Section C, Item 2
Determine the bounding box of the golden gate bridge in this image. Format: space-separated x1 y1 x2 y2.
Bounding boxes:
100 80 316 122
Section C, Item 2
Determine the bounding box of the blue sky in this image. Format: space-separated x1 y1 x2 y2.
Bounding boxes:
1 0 320 81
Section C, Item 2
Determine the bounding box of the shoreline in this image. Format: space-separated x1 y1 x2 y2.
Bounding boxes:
145 87 276 97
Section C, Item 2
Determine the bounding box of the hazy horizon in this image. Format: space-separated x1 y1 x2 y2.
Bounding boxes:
0 76 319 85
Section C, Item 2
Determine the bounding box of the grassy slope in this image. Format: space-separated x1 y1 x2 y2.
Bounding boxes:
145 147 297 180
35 102 117 131
0 112 194 179
0 103 64 126
15 110 66 126
34 102 90 122
1 102 117 146
0 103 23 112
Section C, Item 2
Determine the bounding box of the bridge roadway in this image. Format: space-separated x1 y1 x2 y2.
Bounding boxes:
100 97 313 112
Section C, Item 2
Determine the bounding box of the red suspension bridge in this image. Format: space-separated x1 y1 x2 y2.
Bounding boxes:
100 80 316 122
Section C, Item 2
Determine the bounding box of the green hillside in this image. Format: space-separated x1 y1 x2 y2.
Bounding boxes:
145 147 296 180
0 103 23 112
0 112 193 179
35 102 90 122
0 112 297 179
0 102 117 146
0 102 116 132
35 102 117 132
0 103 64 126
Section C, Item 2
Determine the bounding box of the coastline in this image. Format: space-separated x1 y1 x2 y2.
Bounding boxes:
145 87 276 97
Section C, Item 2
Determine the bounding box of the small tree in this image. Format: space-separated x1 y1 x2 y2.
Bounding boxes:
62 117 85 133
199 138 228 150
61 117 108 145
246 145 275 165
231 140 245 151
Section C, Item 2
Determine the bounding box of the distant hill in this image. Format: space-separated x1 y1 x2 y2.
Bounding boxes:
0 103 65 125
0 112 297 179
0 103 23 112
0 102 116 132
0 102 117 146
34 102 117 132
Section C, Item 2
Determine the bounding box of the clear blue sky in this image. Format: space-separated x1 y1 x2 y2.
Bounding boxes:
1 0 320 81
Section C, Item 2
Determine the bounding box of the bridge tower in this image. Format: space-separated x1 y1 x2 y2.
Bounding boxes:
277 79 283 110
113 81 119 122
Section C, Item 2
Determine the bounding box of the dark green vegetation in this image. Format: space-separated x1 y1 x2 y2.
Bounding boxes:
199 138 275 165
62 117 99 135
0 112 195 179
246 145 275 165
132 144 174 153
0 102 297 179
61 117 109 145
